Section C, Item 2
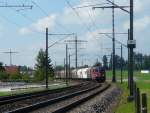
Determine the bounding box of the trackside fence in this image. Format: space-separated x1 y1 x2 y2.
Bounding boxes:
133 82 148 113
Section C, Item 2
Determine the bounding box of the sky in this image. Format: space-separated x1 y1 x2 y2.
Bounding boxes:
0 0 150 68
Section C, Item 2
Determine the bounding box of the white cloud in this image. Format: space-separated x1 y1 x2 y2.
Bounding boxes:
19 27 32 35
80 28 112 56
134 0 143 12
60 0 111 25
134 16 150 30
19 14 56 35
123 16 150 31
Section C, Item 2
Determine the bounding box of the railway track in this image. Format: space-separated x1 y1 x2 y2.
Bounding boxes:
0 81 85 105
0 81 101 113
7 82 109 113
45 83 110 113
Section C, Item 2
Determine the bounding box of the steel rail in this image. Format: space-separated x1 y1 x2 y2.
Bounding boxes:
7 83 107 113
53 83 110 113
0 82 86 105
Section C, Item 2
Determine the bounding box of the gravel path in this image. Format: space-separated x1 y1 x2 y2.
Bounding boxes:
66 84 122 113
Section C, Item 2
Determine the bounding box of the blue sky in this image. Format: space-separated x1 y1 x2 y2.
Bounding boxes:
0 0 150 68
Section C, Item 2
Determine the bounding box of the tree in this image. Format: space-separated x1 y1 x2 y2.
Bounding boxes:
22 72 30 82
103 55 108 69
134 52 143 70
0 62 8 81
34 49 54 81
143 55 150 70
93 62 102 67
0 62 5 72
9 73 21 80
55 65 64 71
0 72 8 81
109 54 126 70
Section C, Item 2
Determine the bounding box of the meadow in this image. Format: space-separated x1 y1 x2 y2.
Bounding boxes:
106 70 150 113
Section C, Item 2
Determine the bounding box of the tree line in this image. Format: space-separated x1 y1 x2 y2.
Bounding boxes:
102 52 150 70
55 52 150 71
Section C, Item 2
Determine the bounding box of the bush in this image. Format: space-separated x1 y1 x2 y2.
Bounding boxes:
34 68 45 81
22 73 30 82
0 72 8 81
9 73 21 80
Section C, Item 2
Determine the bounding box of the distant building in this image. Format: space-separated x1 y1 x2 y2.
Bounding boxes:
4 65 34 77
19 66 35 78
5 66 19 75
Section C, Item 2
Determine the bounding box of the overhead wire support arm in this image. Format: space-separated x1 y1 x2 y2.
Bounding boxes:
99 32 128 35
92 0 130 14
93 5 129 9
105 0 130 13
48 35 74 48
0 5 32 8
48 33 75 48
65 40 87 43
48 33 75 36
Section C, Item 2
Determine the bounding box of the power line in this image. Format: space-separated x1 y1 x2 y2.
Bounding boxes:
73 3 110 9
65 0 95 36
0 2 32 26
72 1 126 49
16 10 35 23
0 4 32 8
0 2 46 35
31 0 72 33
0 2 42 35
10 7 46 35
0 14 21 27
48 35 73 48
87 10 97 30
31 0 48 16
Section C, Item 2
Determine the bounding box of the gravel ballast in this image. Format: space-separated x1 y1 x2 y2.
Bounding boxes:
0 81 96 113
67 84 122 113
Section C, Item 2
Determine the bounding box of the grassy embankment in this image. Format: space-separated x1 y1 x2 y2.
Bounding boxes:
106 70 150 113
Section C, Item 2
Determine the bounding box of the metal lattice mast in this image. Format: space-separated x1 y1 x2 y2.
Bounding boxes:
3 49 19 66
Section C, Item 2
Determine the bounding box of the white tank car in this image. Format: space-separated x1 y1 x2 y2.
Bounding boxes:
71 69 76 78
55 67 91 79
76 68 91 79
55 70 65 78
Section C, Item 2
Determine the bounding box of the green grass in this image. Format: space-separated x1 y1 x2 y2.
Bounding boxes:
106 70 128 80
107 70 150 113
115 82 135 113
106 70 150 81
